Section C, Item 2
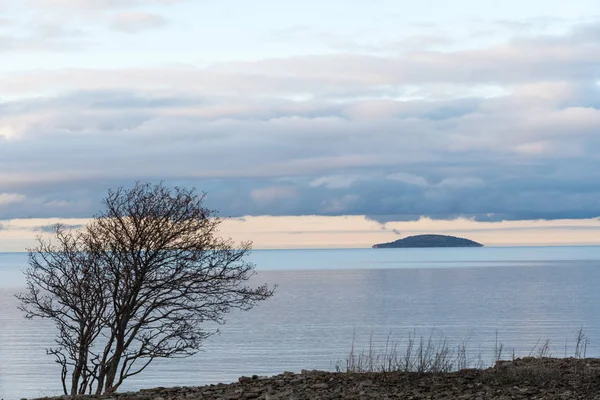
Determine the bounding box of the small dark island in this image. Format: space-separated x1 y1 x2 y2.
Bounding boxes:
372 234 483 248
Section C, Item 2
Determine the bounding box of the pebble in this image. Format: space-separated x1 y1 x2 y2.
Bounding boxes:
24 358 600 400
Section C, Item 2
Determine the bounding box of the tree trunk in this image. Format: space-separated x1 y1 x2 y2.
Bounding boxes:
103 335 125 394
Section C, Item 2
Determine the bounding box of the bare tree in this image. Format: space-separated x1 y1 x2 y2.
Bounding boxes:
17 226 108 395
18 182 275 395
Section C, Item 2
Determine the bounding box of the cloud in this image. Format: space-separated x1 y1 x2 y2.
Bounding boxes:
386 173 429 187
0 16 88 53
0 22 599 221
251 187 298 203
0 81 599 220
4 215 600 251
110 12 167 33
0 23 599 96
0 1 176 50
0 194 25 206
33 223 85 233
309 175 359 189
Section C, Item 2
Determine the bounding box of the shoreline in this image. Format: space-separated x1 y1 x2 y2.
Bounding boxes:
28 357 600 400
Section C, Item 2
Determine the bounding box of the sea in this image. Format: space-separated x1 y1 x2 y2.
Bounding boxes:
1 246 600 399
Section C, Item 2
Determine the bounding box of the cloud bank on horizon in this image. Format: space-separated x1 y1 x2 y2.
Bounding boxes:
1 0 600 224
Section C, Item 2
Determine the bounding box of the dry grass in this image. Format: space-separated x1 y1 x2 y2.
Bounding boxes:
335 328 592 375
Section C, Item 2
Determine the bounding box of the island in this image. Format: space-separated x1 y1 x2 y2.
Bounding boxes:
372 234 483 248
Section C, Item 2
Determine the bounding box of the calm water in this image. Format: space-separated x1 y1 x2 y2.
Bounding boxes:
1 247 600 399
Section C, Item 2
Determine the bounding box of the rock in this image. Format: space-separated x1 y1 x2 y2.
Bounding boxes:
27 358 600 400
311 383 329 390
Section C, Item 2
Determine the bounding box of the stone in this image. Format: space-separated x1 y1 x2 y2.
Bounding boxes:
311 383 329 390
27 358 600 400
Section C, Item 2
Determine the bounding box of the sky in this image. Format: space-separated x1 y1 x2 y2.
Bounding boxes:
1 0 600 250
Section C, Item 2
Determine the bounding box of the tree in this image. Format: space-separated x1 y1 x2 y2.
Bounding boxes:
18 182 275 395
17 226 108 395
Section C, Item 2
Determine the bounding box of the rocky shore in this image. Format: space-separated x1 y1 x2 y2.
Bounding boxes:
31 358 600 400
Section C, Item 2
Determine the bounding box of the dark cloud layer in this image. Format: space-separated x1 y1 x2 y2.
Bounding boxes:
1 22 600 221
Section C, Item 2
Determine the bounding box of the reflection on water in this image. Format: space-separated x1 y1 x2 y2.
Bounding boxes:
0 248 599 399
